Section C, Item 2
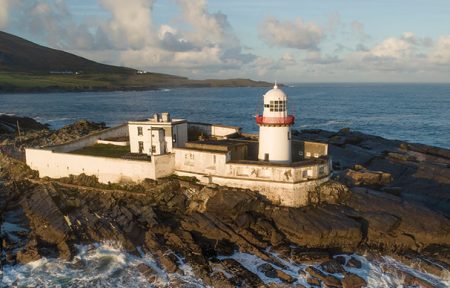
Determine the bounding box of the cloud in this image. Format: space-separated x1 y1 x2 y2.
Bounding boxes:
304 51 341 65
0 0 14 28
97 0 155 50
350 20 370 42
430 36 450 64
342 32 445 73
259 16 324 50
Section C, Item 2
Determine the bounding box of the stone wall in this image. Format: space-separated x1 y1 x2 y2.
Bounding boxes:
25 148 156 183
174 146 332 207
49 124 129 153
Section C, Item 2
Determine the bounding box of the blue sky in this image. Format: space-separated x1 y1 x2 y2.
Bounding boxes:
2 0 450 82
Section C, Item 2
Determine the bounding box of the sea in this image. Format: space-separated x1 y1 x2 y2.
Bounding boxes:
1 83 450 286
0 83 449 148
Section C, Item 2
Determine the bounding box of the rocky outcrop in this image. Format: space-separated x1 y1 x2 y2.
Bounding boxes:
1 122 450 286
344 167 392 187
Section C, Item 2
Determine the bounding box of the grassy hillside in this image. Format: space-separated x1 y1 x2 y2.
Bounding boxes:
0 31 270 92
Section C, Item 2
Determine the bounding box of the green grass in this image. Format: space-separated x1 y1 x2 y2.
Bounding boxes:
69 144 130 158
0 72 271 92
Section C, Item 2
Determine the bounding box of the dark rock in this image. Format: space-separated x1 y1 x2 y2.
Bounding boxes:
257 263 277 278
347 257 362 269
306 266 342 287
159 254 179 273
320 259 345 274
335 255 347 265
220 258 265 287
136 263 158 283
275 269 295 283
306 276 321 286
16 237 40 264
342 272 367 288
344 168 392 187
291 250 331 264
403 272 439 288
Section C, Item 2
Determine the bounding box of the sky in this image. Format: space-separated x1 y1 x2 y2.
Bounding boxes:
1 0 450 82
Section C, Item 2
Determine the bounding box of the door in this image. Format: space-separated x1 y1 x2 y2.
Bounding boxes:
138 141 144 154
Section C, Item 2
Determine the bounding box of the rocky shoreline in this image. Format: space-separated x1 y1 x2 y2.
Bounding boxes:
1 117 449 287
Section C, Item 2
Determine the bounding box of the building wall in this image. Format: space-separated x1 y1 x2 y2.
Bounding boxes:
173 146 332 207
154 154 175 178
173 148 229 176
129 122 188 155
304 141 328 158
96 139 129 146
175 170 330 207
50 124 129 153
26 148 156 183
187 122 240 140
258 125 291 163
171 122 188 149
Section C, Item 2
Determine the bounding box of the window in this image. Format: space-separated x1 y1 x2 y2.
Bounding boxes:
137 126 143 136
288 131 291 140
213 155 216 164
306 152 311 158
269 100 286 112
319 166 325 175
151 145 156 153
302 170 308 178
314 153 319 158
264 104 269 108
138 141 144 153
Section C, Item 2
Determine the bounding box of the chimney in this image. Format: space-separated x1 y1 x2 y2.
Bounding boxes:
161 112 171 122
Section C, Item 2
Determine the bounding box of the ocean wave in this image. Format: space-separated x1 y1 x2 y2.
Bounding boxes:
2 242 448 287
1 242 207 288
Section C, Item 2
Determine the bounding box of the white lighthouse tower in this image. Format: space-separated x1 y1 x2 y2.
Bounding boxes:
256 83 295 163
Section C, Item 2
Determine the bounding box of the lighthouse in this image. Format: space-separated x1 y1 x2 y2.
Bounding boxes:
256 83 295 163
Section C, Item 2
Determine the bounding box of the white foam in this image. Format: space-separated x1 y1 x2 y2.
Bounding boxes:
2 243 449 287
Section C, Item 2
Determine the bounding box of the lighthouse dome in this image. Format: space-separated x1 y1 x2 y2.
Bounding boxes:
264 83 287 100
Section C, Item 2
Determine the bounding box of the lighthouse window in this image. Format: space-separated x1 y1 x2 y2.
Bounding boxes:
137 126 143 136
269 100 286 112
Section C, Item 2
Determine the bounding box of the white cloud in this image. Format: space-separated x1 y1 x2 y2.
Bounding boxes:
0 0 14 28
430 36 450 64
259 16 324 50
350 20 370 42
98 0 155 50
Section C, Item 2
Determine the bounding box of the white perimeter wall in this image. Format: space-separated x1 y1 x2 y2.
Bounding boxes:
50 124 129 153
26 148 159 183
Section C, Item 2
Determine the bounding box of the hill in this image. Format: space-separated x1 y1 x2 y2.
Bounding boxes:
0 31 134 74
0 31 270 92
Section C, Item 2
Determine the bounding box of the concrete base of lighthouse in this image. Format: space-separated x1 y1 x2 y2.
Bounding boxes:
175 170 331 208
258 125 291 163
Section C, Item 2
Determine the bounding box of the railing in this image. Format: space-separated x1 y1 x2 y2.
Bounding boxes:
255 115 295 125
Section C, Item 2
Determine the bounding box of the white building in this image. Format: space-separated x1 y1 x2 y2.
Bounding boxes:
26 85 332 208
128 112 188 155
257 83 294 163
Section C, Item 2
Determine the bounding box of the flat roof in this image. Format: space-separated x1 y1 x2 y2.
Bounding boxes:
188 121 241 130
228 157 329 168
185 140 248 152
128 119 186 125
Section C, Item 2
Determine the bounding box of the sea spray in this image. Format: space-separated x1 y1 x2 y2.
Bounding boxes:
1 242 207 288
2 242 449 287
